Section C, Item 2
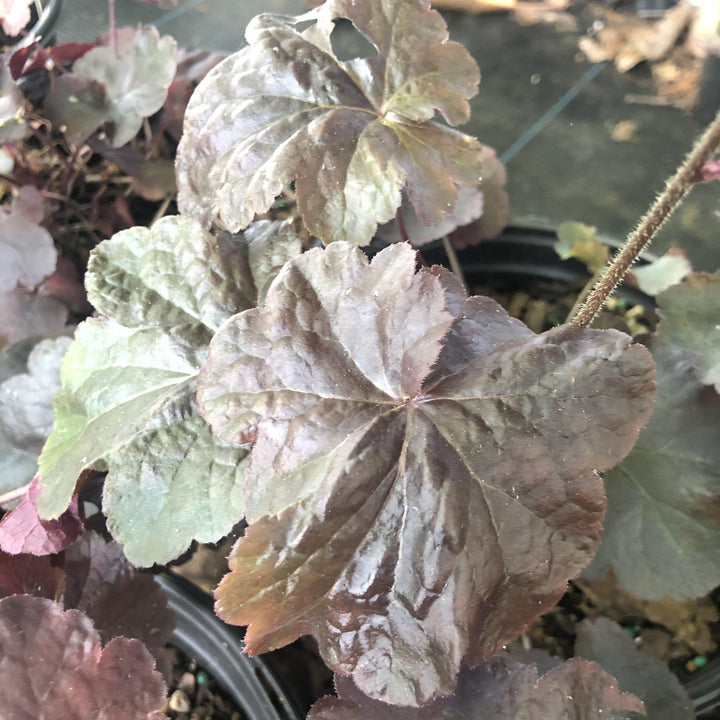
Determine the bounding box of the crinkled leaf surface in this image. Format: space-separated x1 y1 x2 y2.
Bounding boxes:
655 271 720 391
0 476 82 555
0 595 167 719
585 341 720 600
630 248 692 297
308 657 644 720
70 26 177 147
0 185 57 292
176 0 482 246
576 617 693 720
199 241 655 705
38 217 300 566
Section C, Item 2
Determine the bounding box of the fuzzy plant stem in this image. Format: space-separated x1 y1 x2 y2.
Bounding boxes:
570 108 720 328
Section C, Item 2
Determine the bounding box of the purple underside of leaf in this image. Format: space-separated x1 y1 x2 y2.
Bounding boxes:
0 476 81 555
176 0 482 246
309 657 644 720
198 241 656 706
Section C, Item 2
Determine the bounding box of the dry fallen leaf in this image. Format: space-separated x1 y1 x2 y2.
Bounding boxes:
579 2 697 73
577 573 718 657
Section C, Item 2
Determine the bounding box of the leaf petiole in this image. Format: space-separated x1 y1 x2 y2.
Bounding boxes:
570 108 720 328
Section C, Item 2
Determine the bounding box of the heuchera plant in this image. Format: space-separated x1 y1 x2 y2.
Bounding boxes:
1 0 720 716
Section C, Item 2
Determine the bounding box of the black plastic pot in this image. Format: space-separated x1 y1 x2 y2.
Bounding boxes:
420 225 656 315
157 572 304 720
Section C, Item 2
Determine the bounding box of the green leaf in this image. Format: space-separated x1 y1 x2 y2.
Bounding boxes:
176 0 482 246
70 26 177 147
631 248 692 297
656 271 720 391
38 217 300 566
586 341 720 600
556 222 609 274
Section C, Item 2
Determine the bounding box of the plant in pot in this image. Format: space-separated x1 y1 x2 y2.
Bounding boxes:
1 0 720 717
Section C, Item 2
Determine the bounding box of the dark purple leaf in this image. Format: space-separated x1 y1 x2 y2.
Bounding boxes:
15 42 95 78
448 145 509 248
376 185 484 246
576 617 693 720
309 657 644 719
62 534 175 656
177 0 482 246
199 241 655 705
0 595 167 718
44 75 110 146
0 476 81 555
0 551 61 600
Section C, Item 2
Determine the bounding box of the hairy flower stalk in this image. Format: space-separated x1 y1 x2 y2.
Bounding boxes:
571 108 720 328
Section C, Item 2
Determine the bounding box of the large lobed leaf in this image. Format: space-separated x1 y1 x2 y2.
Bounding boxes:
585 341 720 600
308 657 644 720
37 216 301 566
0 594 167 719
176 0 482 246
198 241 655 706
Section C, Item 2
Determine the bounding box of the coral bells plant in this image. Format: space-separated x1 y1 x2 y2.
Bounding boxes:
2 0 720 716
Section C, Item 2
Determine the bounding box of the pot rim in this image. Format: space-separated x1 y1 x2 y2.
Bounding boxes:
157 572 303 720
